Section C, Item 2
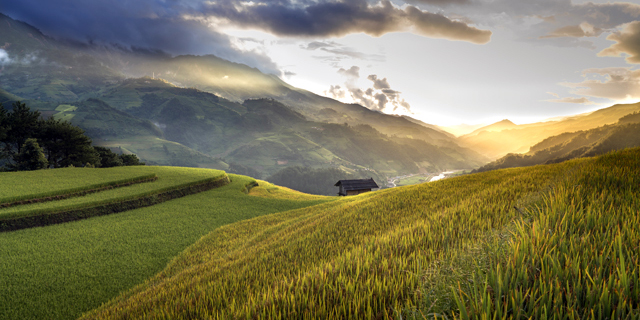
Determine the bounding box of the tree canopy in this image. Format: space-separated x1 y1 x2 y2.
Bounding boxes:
0 102 144 171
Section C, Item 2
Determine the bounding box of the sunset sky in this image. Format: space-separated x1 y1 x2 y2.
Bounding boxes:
1 0 639 125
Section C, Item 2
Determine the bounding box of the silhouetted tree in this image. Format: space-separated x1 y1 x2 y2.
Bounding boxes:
11 138 48 171
120 154 144 166
94 146 123 167
39 118 100 168
1 102 42 159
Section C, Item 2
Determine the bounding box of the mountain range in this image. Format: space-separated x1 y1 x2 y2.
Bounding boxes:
2 12 640 183
0 13 487 181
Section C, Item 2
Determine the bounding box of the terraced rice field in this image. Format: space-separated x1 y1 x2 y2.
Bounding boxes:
0 166 156 205
82 149 640 320
2 148 638 320
0 166 228 231
0 170 332 320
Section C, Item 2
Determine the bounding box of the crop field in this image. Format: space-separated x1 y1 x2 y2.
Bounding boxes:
80 151 590 319
439 149 640 319
0 173 333 320
81 149 640 319
0 166 226 222
0 167 157 205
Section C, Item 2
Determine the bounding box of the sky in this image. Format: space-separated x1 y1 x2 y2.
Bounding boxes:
1 0 640 126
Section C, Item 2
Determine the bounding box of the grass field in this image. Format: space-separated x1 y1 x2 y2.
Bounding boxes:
80 149 640 319
2 149 638 320
0 173 333 320
79 152 589 319
0 166 225 221
0 167 156 204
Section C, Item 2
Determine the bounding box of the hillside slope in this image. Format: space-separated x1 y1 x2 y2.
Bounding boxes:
473 113 640 173
0 13 486 177
81 148 640 319
458 102 640 159
0 171 332 320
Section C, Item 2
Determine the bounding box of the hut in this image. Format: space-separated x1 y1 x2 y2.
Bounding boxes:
334 178 379 196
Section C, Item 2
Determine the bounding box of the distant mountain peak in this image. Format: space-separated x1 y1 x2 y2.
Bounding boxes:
496 119 515 125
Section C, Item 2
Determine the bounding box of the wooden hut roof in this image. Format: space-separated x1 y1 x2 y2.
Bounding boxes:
334 178 379 191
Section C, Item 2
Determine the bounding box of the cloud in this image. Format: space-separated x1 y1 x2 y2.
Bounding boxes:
320 47 386 61
304 41 386 62
599 21 640 64
202 0 491 44
425 0 640 48
540 22 603 38
324 84 347 100
0 0 281 74
302 41 340 51
404 6 491 44
404 0 470 6
283 70 296 78
338 66 360 79
560 67 640 101
0 48 41 66
367 75 390 89
546 97 595 105
0 49 11 66
327 68 412 113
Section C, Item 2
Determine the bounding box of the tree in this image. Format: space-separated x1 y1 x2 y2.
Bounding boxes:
120 153 144 166
94 146 123 167
38 118 100 168
12 138 48 171
0 106 8 161
1 102 42 160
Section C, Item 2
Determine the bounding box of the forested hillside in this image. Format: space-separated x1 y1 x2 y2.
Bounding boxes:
473 113 640 173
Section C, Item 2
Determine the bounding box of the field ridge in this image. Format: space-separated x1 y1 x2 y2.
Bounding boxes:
0 173 158 208
0 174 230 232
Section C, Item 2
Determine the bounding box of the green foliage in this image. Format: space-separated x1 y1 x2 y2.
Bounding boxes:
39 117 100 168
0 173 331 320
12 138 48 171
1 101 41 159
120 153 144 166
0 102 106 169
94 146 124 167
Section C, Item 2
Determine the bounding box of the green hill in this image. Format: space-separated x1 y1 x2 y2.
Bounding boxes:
1 148 639 319
77 148 640 319
473 113 640 173
0 168 331 320
0 13 487 180
88 78 482 178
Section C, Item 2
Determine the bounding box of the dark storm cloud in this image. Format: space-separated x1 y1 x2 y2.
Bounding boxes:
404 0 470 7
0 0 281 74
202 0 491 44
